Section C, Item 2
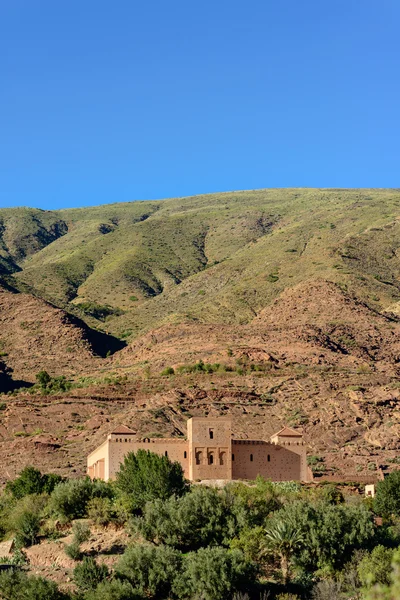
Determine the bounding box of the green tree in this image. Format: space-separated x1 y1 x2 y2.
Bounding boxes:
364 548 400 599
116 544 182 598
262 520 304 584
173 546 256 600
73 557 109 591
358 545 394 589
227 477 282 529
36 370 51 389
49 477 112 521
375 471 400 518
265 500 375 573
6 466 62 499
115 450 188 512
135 486 237 551
230 526 266 562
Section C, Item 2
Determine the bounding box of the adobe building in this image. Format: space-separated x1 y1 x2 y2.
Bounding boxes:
87 417 313 483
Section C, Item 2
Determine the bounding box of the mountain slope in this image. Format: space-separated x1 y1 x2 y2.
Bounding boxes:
3 188 400 341
0 283 125 385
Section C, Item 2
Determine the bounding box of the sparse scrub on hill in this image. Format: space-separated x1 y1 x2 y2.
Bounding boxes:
34 370 72 394
65 521 91 561
76 302 125 321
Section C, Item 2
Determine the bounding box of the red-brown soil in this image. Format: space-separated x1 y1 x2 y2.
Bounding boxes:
1 279 400 484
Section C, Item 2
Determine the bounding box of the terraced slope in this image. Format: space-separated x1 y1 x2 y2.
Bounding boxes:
1 189 399 340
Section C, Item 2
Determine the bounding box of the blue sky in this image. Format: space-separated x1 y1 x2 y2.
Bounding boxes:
1 1 399 210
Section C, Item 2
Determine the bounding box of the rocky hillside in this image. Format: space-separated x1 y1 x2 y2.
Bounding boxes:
2 189 400 483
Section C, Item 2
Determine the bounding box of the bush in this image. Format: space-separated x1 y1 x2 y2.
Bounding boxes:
115 450 188 512
135 486 237 551
0 569 69 600
64 521 90 561
14 510 41 547
86 579 144 600
160 367 175 376
267 500 375 572
358 545 393 588
173 546 256 600
6 466 63 499
87 497 114 526
49 477 113 521
7 493 48 548
74 556 109 591
35 370 71 393
65 540 82 561
375 470 400 518
227 477 282 529
72 521 90 544
116 544 182 598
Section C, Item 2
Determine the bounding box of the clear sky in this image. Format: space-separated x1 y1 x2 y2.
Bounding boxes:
1 1 399 210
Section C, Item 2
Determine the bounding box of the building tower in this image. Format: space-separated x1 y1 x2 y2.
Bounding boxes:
188 417 232 480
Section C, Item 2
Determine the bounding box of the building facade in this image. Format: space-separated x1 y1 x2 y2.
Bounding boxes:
87 417 312 482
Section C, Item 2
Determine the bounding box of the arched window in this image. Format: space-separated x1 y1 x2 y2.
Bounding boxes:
232 454 235 461
165 451 168 457
209 429 214 439
219 452 226 465
196 451 203 465
250 454 253 462
267 454 271 462
184 451 187 459
208 453 214 465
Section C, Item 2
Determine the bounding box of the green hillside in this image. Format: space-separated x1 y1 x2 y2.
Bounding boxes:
2 188 400 339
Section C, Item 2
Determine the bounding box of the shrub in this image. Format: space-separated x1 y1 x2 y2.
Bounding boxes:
160 367 175 376
375 470 400 518
116 544 182 598
267 500 375 572
14 510 41 547
65 540 82 561
7 493 48 548
87 497 114 526
74 556 109 591
227 477 282 529
72 521 90 544
35 371 71 393
135 486 237 551
6 466 62 499
115 450 188 512
86 579 144 600
319 484 344 505
173 546 256 600
49 477 113 521
0 569 68 600
358 545 393 588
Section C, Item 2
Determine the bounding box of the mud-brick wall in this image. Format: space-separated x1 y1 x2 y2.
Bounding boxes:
87 440 109 480
108 438 189 479
232 441 301 481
